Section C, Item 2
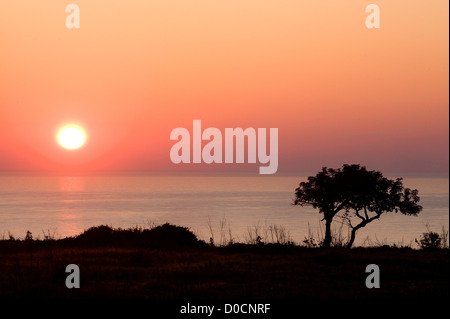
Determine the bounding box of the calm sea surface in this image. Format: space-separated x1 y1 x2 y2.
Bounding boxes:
0 172 448 247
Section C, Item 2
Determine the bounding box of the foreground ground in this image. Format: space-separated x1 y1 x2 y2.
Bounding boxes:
0 225 448 300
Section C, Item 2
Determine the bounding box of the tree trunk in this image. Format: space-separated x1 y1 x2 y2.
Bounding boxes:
346 213 381 248
346 228 357 248
346 222 366 248
323 217 333 248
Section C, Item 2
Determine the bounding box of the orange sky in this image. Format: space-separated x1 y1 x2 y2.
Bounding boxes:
0 0 448 174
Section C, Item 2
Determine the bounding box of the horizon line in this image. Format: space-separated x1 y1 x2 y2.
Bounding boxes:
0 169 448 178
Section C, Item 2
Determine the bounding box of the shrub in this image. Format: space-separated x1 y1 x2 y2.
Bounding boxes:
415 231 442 250
25 230 33 241
141 223 202 249
74 223 204 249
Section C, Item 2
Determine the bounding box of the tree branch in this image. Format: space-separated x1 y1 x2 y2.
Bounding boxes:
367 213 381 223
292 199 314 207
352 210 382 234
334 199 349 214
355 209 365 221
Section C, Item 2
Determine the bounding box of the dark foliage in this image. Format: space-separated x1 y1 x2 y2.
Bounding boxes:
294 164 422 248
68 223 206 250
416 231 442 250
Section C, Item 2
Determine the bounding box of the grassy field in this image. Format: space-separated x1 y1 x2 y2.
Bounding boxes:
0 224 448 300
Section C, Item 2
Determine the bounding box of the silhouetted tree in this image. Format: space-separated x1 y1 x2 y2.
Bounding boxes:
293 164 422 248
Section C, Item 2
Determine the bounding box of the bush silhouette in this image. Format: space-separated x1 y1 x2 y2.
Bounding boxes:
416 231 442 250
74 223 204 249
141 223 201 249
76 225 115 245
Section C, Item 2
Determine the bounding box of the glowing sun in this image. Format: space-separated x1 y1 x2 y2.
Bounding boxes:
58 125 86 149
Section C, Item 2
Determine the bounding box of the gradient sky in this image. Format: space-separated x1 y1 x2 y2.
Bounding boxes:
0 0 448 174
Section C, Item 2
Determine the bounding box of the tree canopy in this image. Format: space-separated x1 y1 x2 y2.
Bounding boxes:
294 164 422 248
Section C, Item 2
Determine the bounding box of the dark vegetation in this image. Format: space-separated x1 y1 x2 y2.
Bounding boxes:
67 223 204 249
0 223 448 299
294 164 422 248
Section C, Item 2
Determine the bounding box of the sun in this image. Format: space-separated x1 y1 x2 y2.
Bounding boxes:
58 125 86 150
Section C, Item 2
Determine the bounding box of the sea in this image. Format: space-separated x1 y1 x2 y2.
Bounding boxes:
0 171 448 247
